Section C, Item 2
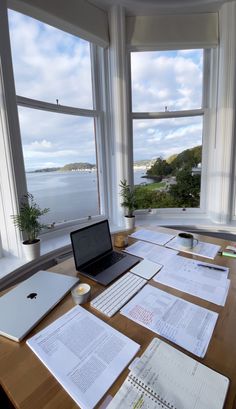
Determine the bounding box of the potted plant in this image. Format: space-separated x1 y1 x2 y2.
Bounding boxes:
119 179 137 229
11 193 49 261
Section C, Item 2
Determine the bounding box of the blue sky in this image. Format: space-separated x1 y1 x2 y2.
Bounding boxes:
8 9 203 170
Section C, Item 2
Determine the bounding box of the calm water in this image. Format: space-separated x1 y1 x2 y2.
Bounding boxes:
26 169 151 224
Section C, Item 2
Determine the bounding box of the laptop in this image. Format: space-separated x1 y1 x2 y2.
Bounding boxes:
0 271 79 342
70 220 140 286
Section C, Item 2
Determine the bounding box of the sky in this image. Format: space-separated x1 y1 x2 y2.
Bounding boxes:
8 9 203 170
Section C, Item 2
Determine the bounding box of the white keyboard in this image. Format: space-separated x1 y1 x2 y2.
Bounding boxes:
90 272 147 317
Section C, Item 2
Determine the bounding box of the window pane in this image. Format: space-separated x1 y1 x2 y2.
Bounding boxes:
131 50 203 112
133 116 203 208
8 9 93 109
18 107 100 223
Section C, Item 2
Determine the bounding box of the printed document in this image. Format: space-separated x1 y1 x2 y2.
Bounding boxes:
154 255 230 306
27 306 140 409
129 228 175 246
166 236 221 259
121 284 218 357
107 338 229 409
124 241 177 265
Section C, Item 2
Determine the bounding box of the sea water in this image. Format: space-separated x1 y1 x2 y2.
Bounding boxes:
27 169 151 224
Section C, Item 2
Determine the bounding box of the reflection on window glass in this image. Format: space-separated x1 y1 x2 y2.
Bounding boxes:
133 117 203 209
18 107 100 223
8 9 93 109
131 50 203 112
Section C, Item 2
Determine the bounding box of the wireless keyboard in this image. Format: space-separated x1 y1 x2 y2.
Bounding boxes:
90 272 147 317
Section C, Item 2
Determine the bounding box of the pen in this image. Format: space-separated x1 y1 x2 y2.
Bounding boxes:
197 264 226 271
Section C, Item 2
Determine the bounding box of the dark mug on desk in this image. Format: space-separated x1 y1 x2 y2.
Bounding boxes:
177 232 198 249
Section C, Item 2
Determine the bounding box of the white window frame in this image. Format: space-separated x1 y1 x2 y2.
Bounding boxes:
9 11 109 232
128 48 210 216
0 2 109 261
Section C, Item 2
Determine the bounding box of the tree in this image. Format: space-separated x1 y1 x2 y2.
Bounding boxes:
147 158 173 180
171 146 202 173
169 169 200 207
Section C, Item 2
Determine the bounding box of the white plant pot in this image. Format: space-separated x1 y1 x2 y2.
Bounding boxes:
22 239 40 261
124 216 135 230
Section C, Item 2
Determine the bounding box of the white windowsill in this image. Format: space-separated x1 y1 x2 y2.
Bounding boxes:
1 214 236 289
0 220 127 289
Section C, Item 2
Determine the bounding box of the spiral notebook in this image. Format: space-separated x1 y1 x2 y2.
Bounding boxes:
106 338 229 409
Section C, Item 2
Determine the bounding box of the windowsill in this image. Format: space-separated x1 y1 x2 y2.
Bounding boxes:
1 214 236 290
0 219 128 289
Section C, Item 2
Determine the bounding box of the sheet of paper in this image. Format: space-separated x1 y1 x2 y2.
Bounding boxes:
130 259 162 279
153 255 230 306
124 241 178 265
27 306 140 409
129 229 175 246
120 284 218 357
165 236 221 259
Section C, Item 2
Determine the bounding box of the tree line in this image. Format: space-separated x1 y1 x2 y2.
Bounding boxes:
135 145 202 209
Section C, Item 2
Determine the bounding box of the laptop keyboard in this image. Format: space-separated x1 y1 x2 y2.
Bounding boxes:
90 272 147 317
84 251 125 275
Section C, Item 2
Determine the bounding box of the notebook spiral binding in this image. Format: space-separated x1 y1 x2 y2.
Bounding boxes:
128 375 177 409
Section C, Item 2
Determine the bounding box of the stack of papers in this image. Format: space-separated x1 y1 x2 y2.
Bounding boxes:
166 235 221 259
129 229 175 246
124 241 178 265
121 284 218 357
153 255 230 306
27 306 140 409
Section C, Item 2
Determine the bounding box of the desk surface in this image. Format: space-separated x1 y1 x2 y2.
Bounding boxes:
1 226 236 409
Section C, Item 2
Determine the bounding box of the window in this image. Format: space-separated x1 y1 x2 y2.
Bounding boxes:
130 49 205 210
8 9 105 226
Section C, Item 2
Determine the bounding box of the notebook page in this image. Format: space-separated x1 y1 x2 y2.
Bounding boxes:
131 338 229 409
106 376 159 409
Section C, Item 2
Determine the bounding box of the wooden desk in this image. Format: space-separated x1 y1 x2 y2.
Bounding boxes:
1 227 236 409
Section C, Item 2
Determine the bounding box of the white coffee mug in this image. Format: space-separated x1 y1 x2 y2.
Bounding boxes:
177 232 198 249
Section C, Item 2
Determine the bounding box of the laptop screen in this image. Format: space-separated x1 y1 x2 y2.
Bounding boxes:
71 220 113 268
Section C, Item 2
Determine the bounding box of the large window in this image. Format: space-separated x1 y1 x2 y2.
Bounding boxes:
131 49 205 210
8 9 104 226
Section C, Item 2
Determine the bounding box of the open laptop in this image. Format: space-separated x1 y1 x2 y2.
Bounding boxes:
0 271 79 342
70 220 140 285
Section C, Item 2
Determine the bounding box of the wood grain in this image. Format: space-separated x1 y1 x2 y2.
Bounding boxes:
0 227 236 408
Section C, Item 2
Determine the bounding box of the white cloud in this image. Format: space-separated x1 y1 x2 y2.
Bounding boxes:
131 51 203 112
30 139 52 149
8 10 93 109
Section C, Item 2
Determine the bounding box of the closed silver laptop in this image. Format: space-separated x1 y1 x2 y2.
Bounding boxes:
0 270 79 342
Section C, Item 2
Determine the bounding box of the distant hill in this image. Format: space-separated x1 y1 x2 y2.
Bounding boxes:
133 159 154 167
61 163 95 171
147 145 202 178
30 162 96 173
33 167 60 173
